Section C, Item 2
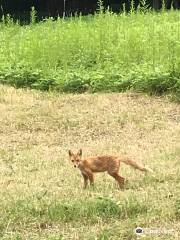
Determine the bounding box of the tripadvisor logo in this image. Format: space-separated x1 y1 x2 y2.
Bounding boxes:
135 227 143 235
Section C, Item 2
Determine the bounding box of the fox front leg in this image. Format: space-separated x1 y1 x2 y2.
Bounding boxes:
82 173 88 189
87 172 94 187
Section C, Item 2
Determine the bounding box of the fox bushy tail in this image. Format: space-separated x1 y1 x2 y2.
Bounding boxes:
120 157 153 173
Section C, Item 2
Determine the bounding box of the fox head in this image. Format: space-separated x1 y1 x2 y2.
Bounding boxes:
68 149 82 168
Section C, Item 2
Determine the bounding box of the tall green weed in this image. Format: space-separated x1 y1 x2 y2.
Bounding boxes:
0 7 179 99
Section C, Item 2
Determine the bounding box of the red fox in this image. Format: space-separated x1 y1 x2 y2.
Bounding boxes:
69 149 153 189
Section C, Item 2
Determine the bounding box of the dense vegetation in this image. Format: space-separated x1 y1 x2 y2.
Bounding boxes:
0 8 180 100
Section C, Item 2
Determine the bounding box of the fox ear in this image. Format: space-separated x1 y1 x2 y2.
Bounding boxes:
69 150 73 156
77 149 82 156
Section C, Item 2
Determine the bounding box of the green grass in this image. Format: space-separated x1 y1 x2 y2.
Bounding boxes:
0 85 180 239
0 8 180 100
1 196 149 226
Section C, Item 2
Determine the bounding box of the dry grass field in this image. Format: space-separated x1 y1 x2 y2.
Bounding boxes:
0 85 180 240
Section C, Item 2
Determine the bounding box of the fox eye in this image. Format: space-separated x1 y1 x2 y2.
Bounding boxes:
71 160 74 162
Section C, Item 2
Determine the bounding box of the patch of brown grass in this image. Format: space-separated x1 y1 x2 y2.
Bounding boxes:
0 85 179 240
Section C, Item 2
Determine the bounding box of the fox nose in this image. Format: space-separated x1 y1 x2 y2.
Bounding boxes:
74 165 77 168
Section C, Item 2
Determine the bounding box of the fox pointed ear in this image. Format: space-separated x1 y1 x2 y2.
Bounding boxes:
77 149 82 156
69 150 73 156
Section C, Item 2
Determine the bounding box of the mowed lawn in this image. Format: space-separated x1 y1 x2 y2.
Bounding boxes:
0 85 180 240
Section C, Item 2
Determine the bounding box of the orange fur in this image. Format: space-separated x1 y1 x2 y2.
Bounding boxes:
68 149 153 189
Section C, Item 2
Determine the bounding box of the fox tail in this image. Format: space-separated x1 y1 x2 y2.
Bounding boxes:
120 157 153 173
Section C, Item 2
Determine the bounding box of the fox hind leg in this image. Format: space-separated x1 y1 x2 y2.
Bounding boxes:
108 171 125 190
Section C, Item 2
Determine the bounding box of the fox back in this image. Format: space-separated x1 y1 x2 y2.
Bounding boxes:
69 150 120 173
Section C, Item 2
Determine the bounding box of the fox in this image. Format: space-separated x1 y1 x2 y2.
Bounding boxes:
68 149 153 189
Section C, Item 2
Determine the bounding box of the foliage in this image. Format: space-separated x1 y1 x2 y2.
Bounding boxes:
0 7 179 100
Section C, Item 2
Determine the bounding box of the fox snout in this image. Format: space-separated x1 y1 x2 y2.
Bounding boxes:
73 162 80 168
